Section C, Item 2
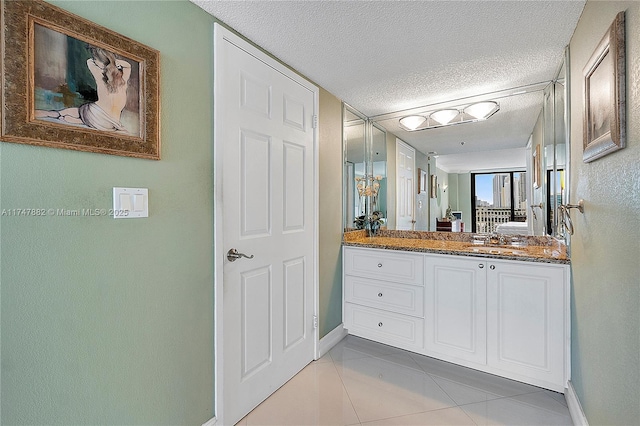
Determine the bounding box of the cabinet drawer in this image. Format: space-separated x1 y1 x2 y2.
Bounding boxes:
344 303 424 350
344 247 424 286
345 276 424 317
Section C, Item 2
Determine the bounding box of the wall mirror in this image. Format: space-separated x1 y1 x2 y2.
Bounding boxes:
343 49 570 238
343 104 388 231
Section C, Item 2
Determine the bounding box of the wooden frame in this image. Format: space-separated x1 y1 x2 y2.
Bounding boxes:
0 0 160 159
418 168 427 194
582 11 625 163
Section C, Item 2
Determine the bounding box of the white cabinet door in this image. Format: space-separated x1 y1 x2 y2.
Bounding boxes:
424 255 487 365
486 260 567 391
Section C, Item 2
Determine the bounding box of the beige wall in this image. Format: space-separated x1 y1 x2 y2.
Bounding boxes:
569 1 640 424
318 89 344 337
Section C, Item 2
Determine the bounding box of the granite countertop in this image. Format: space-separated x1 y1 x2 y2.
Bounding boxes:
343 230 569 264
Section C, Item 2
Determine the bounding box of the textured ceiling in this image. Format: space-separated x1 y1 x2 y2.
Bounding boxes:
193 0 585 169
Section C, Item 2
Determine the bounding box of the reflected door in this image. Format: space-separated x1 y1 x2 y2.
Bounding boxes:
396 139 415 230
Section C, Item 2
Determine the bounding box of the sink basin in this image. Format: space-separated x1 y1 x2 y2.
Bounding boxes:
468 246 527 256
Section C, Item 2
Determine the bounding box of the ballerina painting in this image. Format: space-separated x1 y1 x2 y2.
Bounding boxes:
32 23 141 137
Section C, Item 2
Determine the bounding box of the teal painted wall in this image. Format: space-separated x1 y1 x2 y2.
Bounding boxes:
569 1 640 424
1 1 216 424
1 1 349 422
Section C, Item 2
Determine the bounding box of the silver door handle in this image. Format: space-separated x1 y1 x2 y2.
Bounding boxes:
227 248 254 262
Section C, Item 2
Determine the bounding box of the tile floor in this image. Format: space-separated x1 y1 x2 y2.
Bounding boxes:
237 335 572 425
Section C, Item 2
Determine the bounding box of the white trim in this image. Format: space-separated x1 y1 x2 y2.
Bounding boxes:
213 23 225 426
566 381 589 426
317 324 348 358
201 417 217 426
213 22 319 426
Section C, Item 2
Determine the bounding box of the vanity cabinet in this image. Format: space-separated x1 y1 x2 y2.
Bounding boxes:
343 247 425 352
343 246 570 392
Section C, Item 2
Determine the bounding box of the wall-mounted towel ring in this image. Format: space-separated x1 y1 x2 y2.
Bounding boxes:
558 200 585 235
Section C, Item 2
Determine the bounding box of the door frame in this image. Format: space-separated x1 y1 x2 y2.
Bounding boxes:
212 23 319 425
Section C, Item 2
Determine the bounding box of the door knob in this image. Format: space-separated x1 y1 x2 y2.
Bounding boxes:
227 248 254 262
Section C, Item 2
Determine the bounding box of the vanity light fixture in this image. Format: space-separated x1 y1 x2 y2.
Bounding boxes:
398 101 500 132
398 115 427 131
429 109 460 125
463 101 500 120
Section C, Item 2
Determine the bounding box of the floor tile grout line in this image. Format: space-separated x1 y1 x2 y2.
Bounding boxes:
328 354 364 425
357 405 480 426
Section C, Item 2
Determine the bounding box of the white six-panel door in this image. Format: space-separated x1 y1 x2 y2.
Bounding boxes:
396 139 416 230
214 24 318 426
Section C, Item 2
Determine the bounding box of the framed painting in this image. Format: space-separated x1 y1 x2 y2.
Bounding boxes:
0 0 160 159
430 174 437 199
533 144 541 189
417 168 428 194
582 11 625 163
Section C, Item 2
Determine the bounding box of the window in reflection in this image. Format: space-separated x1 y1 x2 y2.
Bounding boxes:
471 171 527 234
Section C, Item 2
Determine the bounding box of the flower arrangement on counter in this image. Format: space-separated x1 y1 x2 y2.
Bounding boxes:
354 211 384 236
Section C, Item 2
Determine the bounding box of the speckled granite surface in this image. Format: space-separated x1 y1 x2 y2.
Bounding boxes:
343 230 569 264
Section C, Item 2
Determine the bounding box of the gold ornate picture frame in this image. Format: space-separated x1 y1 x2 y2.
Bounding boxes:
1 0 160 159
582 11 625 163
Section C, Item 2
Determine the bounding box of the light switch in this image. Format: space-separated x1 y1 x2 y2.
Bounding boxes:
120 193 132 211
133 194 145 212
113 187 149 219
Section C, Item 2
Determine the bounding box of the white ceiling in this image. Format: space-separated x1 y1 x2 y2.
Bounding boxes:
192 0 585 171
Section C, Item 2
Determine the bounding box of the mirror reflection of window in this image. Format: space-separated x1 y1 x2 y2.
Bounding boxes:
471 171 528 234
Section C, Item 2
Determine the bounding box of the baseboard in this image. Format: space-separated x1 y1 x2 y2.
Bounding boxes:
566 381 589 426
317 323 347 358
201 416 216 426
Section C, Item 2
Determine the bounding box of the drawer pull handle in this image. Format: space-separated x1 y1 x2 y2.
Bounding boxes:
479 264 484 269
377 263 382 268
378 292 383 297
378 322 383 327
490 265 496 270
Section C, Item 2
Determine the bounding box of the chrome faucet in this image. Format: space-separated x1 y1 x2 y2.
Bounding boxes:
487 233 505 245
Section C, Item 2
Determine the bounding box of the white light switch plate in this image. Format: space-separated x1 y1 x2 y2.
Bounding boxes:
113 187 148 218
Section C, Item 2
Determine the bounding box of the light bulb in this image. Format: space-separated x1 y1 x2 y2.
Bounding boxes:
429 109 460 125
464 101 499 120
399 115 427 130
